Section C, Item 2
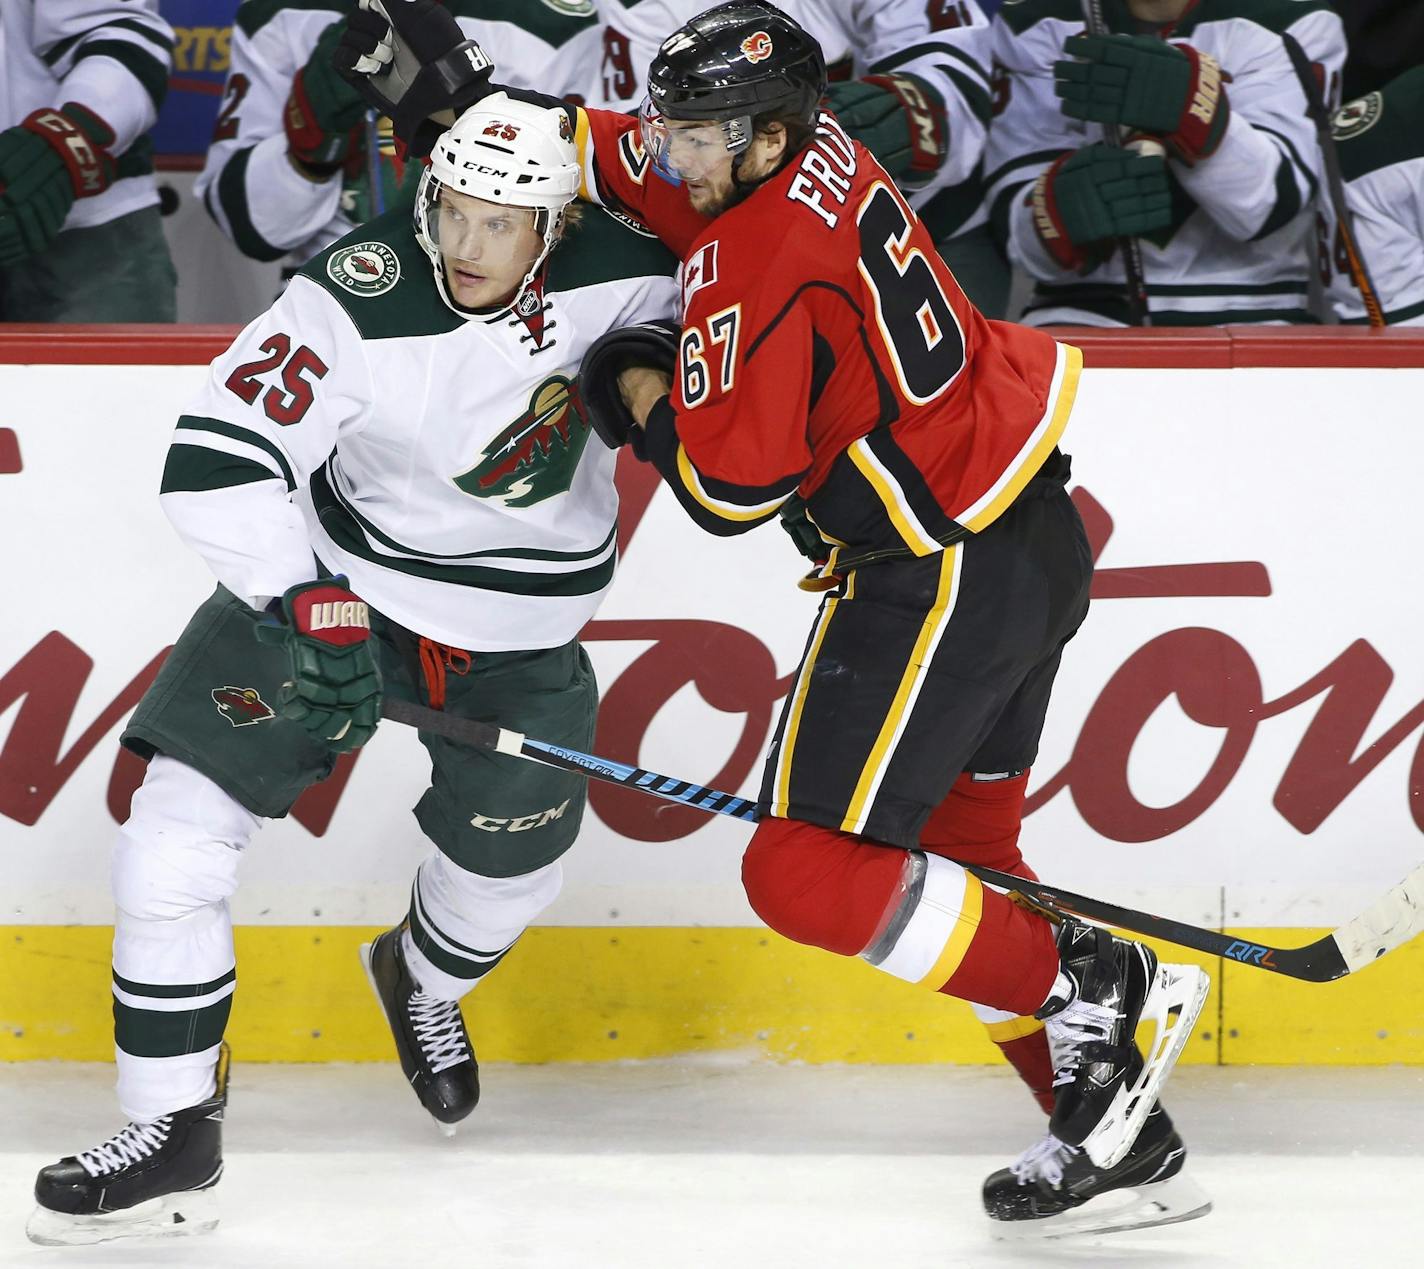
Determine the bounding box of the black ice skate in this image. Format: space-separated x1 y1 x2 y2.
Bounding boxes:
362 924 479 1135
983 1102 1212 1239
26 1043 229 1246
1038 917 1208 1169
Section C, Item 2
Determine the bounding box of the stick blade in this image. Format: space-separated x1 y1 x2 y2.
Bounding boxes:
1332 863 1424 975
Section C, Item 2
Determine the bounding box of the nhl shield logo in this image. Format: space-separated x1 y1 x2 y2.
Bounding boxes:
1331 92 1383 141
453 375 592 508
212 686 276 727
327 241 401 297
740 32 773 63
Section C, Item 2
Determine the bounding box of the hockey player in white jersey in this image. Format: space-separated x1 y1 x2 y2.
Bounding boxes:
1320 67 1424 326
986 0 1345 326
0 0 177 320
27 93 677 1247
198 0 601 267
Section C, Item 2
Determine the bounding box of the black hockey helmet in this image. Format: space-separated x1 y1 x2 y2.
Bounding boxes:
646 2 828 131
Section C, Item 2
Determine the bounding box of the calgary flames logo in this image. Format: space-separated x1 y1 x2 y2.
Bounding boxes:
211 686 276 727
453 375 593 508
740 31 773 63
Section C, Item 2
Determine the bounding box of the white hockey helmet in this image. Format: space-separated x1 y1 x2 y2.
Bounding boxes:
415 92 582 319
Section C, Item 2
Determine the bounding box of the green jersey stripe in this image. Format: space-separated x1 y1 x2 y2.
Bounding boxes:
411 885 513 961
1025 294 1314 326
175 416 297 490
42 17 174 68
1343 296 1424 325
114 996 232 1059
1034 280 1308 298
983 149 1063 194
162 445 286 495
212 148 289 264
941 66 993 128
319 466 617 564
312 474 617 597
113 967 237 999
870 41 986 90
73 40 170 111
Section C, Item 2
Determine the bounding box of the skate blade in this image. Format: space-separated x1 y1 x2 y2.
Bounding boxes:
989 1171 1213 1241
1082 964 1210 1170
26 1188 218 1247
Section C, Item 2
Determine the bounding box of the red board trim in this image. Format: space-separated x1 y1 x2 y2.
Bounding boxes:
2 324 1424 368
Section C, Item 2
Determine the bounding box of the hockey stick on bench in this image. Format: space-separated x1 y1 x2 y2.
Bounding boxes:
382 697 1424 982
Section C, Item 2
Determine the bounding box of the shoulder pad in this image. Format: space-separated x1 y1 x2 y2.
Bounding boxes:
545 206 679 293
236 0 345 43
298 210 463 339
448 0 598 48
995 0 1085 39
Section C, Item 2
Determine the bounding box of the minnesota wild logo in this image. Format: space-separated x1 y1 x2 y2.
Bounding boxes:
453 375 591 508
1331 92 1383 141
211 686 275 727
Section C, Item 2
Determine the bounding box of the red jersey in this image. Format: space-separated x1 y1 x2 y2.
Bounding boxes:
575 106 1081 571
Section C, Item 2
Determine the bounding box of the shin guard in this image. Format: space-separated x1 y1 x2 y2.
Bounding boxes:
742 817 1060 1016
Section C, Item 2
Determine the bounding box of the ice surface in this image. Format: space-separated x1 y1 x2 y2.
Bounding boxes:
2 1062 1420 1267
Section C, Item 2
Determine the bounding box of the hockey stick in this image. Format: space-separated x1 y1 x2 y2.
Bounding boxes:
381 698 1424 981
1079 0 1151 327
1281 33 1387 328
380 697 759 822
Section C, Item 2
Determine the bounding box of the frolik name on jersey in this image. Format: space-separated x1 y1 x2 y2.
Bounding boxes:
785 112 859 230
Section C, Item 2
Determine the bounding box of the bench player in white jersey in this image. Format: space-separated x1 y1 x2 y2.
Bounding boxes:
589 0 1008 309
986 0 1345 326
198 0 601 268
27 94 677 1247
0 0 176 321
1320 67 1424 326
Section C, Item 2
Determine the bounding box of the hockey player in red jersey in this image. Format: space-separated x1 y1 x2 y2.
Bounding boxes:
339 0 1211 1238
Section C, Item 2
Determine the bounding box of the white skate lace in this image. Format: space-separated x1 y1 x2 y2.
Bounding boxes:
75 1118 172 1177
1045 998 1119 1088
409 991 472 1074
1009 1133 1081 1189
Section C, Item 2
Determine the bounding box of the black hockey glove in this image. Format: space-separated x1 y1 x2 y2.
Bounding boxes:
778 493 829 567
577 321 681 454
334 0 494 157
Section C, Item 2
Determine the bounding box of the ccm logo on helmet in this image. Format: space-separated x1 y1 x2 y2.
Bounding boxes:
740 31 773 63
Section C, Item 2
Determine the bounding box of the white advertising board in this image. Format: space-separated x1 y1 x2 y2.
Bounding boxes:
2 360 1421 929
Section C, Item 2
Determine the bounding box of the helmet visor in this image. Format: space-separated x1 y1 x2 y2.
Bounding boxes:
639 97 750 182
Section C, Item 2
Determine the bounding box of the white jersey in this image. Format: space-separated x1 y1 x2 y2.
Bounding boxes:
162 207 678 651
198 0 602 267
1321 68 1424 327
986 0 1345 326
589 0 993 205
0 0 173 230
